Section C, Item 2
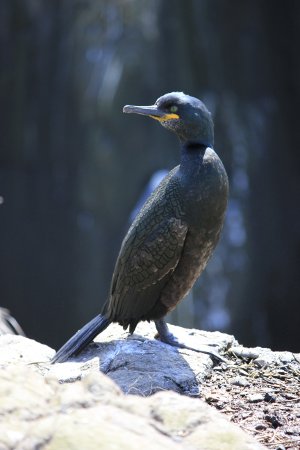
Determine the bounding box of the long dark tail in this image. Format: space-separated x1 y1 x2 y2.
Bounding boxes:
51 314 111 363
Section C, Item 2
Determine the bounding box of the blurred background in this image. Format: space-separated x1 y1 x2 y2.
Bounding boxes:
0 0 299 351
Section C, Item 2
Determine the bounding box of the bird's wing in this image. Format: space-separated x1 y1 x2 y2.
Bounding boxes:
108 216 188 320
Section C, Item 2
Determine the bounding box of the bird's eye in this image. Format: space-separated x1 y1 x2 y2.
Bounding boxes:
169 105 178 113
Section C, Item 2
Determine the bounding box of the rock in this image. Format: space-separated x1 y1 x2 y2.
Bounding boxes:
264 392 276 403
230 347 261 360
0 364 266 450
248 394 265 403
0 323 270 449
255 424 266 431
230 376 250 387
0 334 54 365
230 345 300 367
265 414 283 428
48 322 236 396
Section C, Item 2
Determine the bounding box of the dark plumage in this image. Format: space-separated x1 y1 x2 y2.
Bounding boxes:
52 92 228 363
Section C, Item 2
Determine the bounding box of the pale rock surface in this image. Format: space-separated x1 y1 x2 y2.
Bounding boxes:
49 322 235 395
0 322 282 450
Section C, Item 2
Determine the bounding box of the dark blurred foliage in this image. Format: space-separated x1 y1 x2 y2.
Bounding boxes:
0 0 299 350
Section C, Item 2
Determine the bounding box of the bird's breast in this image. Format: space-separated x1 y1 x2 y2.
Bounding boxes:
179 149 228 231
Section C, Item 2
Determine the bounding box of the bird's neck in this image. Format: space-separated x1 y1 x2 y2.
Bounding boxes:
180 142 207 175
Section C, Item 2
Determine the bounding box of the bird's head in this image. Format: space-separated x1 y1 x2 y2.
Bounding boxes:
123 92 214 148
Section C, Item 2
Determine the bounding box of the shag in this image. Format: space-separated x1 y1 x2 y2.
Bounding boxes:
52 92 229 363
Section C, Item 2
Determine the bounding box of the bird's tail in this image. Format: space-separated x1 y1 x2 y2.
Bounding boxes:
51 314 111 363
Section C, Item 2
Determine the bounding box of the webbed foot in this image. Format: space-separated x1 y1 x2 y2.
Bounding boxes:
154 319 228 364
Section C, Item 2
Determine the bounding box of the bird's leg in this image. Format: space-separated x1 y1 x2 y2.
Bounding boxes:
154 318 227 363
154 318 179 343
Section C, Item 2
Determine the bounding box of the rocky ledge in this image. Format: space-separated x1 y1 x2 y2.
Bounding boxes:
0 322 299 450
